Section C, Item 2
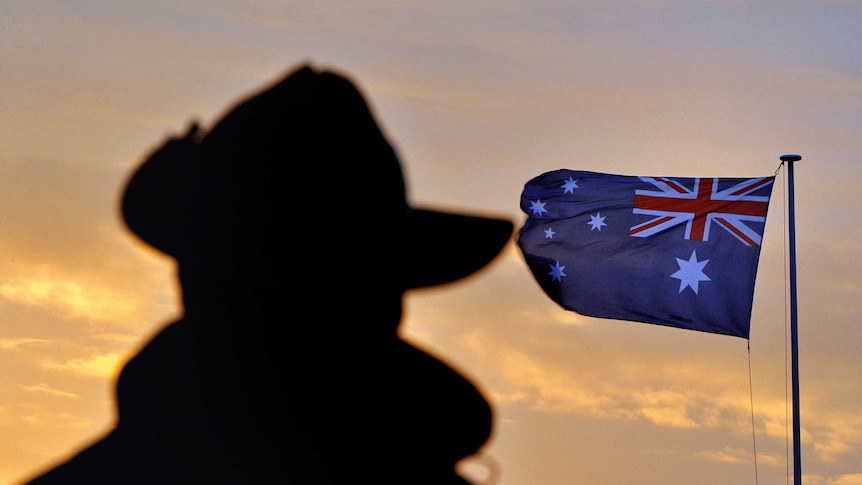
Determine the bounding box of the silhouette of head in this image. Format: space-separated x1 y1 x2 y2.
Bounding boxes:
122 65 512 311
117 64 513 483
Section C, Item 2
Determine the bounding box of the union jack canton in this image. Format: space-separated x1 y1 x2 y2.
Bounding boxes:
517 169 775 339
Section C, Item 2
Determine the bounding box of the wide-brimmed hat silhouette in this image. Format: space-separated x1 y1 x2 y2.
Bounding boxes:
122 64 513 289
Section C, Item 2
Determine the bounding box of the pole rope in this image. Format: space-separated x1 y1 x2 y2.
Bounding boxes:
748 340 760 485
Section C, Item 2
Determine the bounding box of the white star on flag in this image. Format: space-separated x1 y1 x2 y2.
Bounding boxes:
588 212 607 231
562 177 579 194
548 261 566 282
671 250 711 294
530 199 547 215
544 228 555 239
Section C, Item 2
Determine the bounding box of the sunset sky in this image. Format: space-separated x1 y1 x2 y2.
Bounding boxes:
2 1 862 484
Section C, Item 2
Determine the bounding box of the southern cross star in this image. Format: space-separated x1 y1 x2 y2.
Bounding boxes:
530 199 548 216
588 212 607 231
562 177 579 194
548 261 566 282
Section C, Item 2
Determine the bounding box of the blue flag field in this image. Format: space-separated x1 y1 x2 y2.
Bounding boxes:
517 169 775 339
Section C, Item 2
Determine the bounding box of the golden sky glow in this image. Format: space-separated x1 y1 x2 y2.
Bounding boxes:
3 2 862 484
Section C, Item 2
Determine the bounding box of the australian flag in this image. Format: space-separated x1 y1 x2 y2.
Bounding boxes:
517 169 775 339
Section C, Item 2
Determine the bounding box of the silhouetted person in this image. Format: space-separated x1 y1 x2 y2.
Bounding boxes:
25 64 513 484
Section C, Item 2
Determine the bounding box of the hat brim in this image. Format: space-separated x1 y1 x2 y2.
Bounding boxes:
403 208 513 289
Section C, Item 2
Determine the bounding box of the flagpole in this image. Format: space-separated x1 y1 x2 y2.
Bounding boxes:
781 153 802 484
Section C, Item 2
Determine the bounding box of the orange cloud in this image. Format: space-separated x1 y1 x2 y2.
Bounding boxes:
0 338 50 350
0 276 144 325
40 352 129 379
20 384 80 399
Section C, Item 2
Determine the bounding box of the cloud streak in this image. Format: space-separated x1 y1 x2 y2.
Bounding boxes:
20 384 80 399
39 352 129 380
